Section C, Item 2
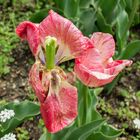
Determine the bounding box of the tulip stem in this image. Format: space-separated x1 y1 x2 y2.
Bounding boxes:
82 84 89 124
45 36 57 70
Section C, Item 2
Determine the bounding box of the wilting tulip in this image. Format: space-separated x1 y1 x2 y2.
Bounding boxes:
16 10 132 133
29 61 77 133
16 10 93 133
74 32 132 87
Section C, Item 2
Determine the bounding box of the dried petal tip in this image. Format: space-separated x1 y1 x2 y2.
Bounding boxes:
16 21 40 56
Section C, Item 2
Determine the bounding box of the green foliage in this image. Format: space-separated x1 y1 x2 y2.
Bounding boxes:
30 9 49 23
0 22 18 76
0 100 40 137
64 0 79 18
120 40 140 59
66 119 106 140
0 5 32 76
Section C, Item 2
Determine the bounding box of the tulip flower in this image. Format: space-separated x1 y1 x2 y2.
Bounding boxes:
16 10 93 133
74 32 132 87
16 10 132 133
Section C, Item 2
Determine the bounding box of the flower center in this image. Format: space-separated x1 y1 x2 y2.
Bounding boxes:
45 36 57 70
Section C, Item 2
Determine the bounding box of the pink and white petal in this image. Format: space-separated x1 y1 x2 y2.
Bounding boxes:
40 81 77 133
16 21 40 56
105 60 133 75
91 32 115 62
74 62 116 87
75 48 104 72
39 10 93 63
29 62 46 103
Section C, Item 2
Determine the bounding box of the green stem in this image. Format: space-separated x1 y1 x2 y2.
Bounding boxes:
45 37 57 70
82 84 89 124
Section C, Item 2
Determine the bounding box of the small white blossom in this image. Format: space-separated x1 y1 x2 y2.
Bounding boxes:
0 109 15 123
0 133 16 140
133 118 140 129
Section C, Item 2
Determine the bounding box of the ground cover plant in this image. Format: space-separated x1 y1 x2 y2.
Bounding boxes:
0 0 140 140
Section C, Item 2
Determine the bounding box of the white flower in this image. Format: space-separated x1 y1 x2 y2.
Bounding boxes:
0 133 16 140
133 118 140 129
0 109 15 123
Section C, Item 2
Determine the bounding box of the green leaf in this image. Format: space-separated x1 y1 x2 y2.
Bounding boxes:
120 40 140 59
0 100 40 137
96 10 113 34
93 87 104 95
98 0 119 24
116 8 129 40
66 119 106 140
30 8 62 23
90 90 101 121
30 9 49 23
64 0 80 18
39 132 47 140
87 124 122 140
53 0 65 10
79 0 92 8
79 8 97 35
52 125 76 140
116 3 129 52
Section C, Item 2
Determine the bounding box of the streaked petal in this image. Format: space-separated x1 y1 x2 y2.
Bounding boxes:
74 48 132 87
105 60 133 75
29 62 46 102
16 21 40 56
75 48 104 72
40 81 77 133
39 10 93 63
74 61 115 87
91 32 115 62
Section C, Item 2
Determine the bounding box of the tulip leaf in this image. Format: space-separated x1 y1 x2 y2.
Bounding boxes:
90 89 102 121
79 0 92 8
53 0 65 10
64 0 80 18
39 132 47 140
116 8 129 40
96 10 113 34
116 3 129 51
98 0 119 23
66 119 106 140
30 8 49 23
120 40 140 59
52 125 76 140
0 100 40 137
79 8 97 35
87 124 122 140
30 8 62 23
